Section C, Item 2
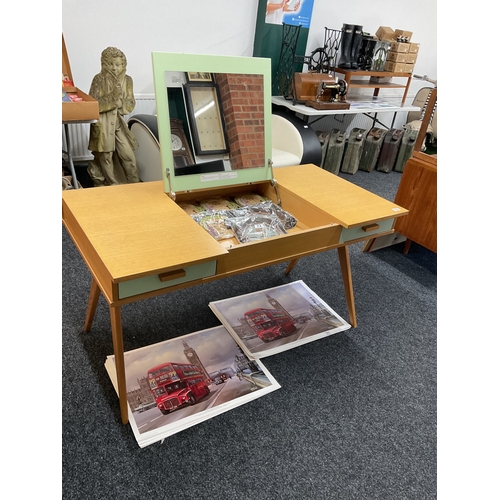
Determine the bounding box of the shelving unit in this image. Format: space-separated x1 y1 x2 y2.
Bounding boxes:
333 68 413 105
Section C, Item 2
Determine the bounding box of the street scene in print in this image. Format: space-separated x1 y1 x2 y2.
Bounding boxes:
210 280 351 358
106 325 279 446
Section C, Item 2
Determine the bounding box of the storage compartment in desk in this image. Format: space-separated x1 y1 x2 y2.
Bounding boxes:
173 180 394 275
118 260 217 299
339 218 395 243
116 183 343 299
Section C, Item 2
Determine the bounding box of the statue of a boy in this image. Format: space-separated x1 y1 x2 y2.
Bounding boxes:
87 47 140 186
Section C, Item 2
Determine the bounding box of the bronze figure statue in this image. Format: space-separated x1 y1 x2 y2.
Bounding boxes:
87 47 140 186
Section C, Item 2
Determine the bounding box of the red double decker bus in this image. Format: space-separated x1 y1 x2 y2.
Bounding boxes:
243 307 296 342
147 362 210 415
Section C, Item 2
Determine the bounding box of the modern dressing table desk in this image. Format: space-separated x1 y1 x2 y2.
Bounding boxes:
62 164 407 424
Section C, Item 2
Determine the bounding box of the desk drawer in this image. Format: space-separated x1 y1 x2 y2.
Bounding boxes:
118 260 217 299
339 218 394 243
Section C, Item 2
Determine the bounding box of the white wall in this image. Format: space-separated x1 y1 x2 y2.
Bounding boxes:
62 0 260 95
62 0 437 98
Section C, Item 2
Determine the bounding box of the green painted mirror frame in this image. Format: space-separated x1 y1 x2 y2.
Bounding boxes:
152 52 273 197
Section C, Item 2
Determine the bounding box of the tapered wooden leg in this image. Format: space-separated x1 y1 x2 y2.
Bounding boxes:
285 258 300 275
109 304 129 424
84 278 101 332
403 239 412 255
361 238 376 253
337 245 357 328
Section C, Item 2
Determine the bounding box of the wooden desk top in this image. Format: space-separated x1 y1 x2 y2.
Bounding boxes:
274 165 405 227
62 180 226 283
62 165 406 289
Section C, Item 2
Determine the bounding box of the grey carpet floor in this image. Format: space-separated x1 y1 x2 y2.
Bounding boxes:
62 168 436 499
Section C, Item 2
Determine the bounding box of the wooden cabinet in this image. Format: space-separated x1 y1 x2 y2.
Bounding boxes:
363 88 437 255
393 151 437 253
333 68 413 105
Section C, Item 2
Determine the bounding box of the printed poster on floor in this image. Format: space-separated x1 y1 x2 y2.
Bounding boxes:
209 280 351 359
105 325 280 448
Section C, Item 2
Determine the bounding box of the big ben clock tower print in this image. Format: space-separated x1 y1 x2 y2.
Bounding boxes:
265 292 294 321
183 340 210 381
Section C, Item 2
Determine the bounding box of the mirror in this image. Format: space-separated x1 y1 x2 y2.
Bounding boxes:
152 52 273 196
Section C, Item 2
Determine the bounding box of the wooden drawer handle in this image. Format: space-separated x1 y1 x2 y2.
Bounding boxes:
362 223 380 233
158 269 186 282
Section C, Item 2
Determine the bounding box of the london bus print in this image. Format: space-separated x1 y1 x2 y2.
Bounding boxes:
147 362 210 415
243 307 296 342
209 280 351 359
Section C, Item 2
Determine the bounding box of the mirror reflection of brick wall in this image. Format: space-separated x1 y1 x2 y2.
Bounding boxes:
216 73 264 169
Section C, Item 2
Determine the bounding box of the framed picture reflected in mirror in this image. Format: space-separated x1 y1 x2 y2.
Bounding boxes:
186 71 213 83
183 82 229 156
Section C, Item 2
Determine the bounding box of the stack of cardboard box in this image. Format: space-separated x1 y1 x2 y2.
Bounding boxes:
374 27 419 74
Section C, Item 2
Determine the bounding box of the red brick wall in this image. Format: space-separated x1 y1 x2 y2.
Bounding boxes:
216 73 265 170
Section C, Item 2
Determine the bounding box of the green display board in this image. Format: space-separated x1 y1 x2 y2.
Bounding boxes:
252 0 313 95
